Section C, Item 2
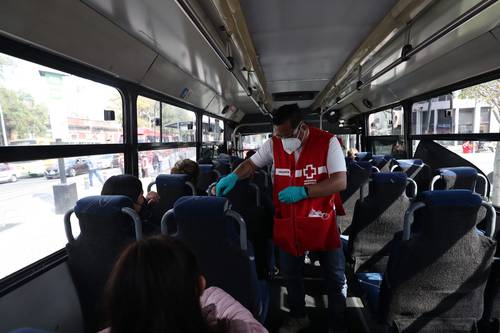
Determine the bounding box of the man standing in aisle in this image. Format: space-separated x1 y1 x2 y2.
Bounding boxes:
216 104 347 332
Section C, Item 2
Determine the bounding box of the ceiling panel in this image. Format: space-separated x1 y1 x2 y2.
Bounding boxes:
240 0 396 108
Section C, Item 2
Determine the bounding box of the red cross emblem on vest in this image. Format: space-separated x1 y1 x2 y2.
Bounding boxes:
304 164 317 179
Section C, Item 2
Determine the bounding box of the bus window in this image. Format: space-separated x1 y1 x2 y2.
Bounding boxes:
138 147 197 191
0 153 124 279
161 103 196 143
241 133 270 155
0 52 123 146
411 79 500 135
202 115 224 143
366 107 406 158
137 96 161 143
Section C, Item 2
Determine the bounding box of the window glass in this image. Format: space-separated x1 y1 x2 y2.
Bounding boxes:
367 136 406 158
411 79 500 134
137 96 161 143
0 53 123 146
337 134 358 152
138 147 197 191
413 140 500 205
202 115 224 142
161 103 196 142
368 107 403 136
0 153 124 279
241 133 270 154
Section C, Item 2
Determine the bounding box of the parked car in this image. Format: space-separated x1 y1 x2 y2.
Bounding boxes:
0 163 18 183
44 158 90 179
14 160 46 178
91 155 114 169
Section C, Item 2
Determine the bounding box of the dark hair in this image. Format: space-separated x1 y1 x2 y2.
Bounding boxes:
272 103 302 128
105 235 212 333
101 175 143 202
171 159 200 184
245 150 256 159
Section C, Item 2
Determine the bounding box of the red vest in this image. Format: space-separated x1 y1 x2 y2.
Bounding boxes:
272 127 343 256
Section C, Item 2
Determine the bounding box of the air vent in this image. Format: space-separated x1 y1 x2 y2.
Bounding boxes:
272 91 318 102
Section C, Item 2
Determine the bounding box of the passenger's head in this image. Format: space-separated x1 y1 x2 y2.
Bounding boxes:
347 148 358 160
101 175 145 213
245 150 256 159
105 235 210 333
272 103 307 140
171 159 199 183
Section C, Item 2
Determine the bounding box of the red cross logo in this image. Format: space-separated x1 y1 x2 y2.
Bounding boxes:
304 164 317 179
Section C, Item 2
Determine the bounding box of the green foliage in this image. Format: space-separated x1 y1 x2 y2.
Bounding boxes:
0 87 49 140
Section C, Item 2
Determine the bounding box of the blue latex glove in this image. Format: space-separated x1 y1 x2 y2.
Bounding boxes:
278 186 308 204
216 172 239 196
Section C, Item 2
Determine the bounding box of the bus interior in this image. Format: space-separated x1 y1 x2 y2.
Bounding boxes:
1 0 500 332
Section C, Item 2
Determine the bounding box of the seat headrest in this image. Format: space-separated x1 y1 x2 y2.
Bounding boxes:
417 190 482 208
356 161 374 170
372 154 391 164
156 174 189 187
74 195 134 217
174 196 229 225
199 164 214 174
395 159 424 169
356 152 372 161
369 172 407 197
437 167 477 190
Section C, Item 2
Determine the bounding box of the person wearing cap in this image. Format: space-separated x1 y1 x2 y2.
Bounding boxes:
101 175 160 234
216 104 347 333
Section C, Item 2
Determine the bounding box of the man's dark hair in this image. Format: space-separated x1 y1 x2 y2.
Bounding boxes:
272 103 303 128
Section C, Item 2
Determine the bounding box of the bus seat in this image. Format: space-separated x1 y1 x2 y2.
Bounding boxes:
356 152 373 162
378 190 496 331
391 159 432 194
197 164 220 195
337 162 372 234
148 174 196 225
161 196 265 319
371 154 393 171
215 161 231 175
226 179 273 280
347 172 410 274
65 195 142 333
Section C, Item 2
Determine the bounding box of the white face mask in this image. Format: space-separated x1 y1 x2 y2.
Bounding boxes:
282 138 302 154
281 122 305 154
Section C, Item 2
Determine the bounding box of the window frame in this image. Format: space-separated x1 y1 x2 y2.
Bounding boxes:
0 34 231 289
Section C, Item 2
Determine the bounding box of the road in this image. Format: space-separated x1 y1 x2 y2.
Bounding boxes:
0 168 122 279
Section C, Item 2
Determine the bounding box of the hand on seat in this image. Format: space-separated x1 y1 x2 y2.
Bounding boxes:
216 173 238 196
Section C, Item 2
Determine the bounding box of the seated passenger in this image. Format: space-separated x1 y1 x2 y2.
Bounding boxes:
101 235 267 333
101 175 160 233
171 159 205 195
347 147 358 161
198 149 214 165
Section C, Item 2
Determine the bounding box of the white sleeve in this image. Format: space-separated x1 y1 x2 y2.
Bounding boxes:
250 138 274 168
327 137 347 174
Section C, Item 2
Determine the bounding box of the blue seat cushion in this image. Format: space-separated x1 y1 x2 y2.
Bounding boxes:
356 272 383 313
74 195 133 217
417 190 482 208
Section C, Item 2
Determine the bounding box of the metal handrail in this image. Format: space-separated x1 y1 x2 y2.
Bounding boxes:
430 175 442 191
161 209 176 236
477 174 489 199
121 207 143 240
407 178 418 198
403 202 426 240
64 209 75 244
482 200 496 239
226 210 248 251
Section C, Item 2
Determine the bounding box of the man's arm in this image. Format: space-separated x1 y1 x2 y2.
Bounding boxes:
233 159 258 179
306 171 347 198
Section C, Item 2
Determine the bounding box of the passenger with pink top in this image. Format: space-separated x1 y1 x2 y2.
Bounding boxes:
100 235 267 333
